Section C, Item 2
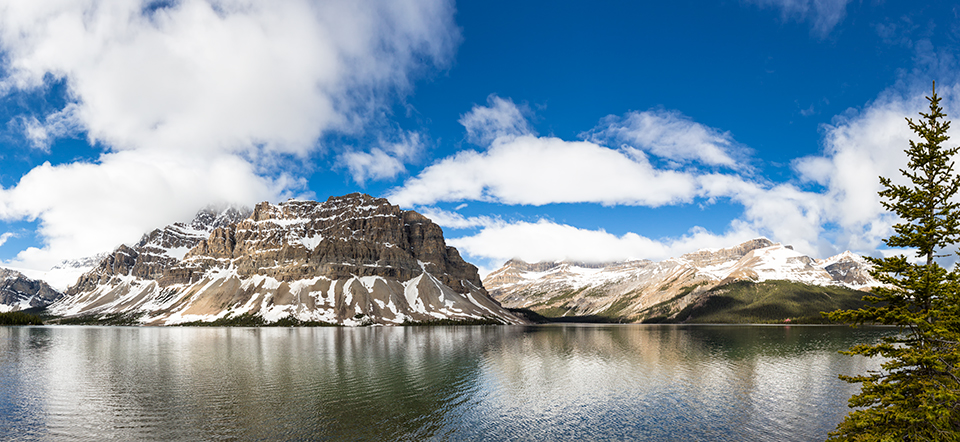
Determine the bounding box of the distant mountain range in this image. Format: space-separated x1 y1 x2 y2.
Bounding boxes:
484 238 879 323
0 198 882 325
4 194 522 325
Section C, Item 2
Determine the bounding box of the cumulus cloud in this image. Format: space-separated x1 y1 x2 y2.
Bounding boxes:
1 151 292 269
391 100 756 209
391 97 708 208
389 99 807 260
459 95 534 145
585 109 747 168
0 0 458 270
387 135 699 207
745 0 852 38
403 82 960 269
791 85 938 254
0 0 457 154
449 219 761 271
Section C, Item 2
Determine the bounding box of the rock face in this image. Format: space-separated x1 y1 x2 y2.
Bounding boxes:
69 205 252 294
0 268 63 312
484 238 879 322
51 194 521 325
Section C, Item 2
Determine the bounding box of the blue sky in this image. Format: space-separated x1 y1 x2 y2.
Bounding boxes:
0 0 958 278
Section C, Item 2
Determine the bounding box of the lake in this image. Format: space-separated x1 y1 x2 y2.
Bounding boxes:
0 324 894 441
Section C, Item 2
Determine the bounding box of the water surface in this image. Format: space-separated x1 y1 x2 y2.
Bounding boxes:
0 325 894 441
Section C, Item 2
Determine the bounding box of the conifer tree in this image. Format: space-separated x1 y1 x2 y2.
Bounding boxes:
826 82 960 440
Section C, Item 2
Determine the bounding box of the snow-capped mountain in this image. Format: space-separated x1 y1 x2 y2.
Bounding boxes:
9 253 111 293
51 194 522 326
0 267 62 313
484 238 878 321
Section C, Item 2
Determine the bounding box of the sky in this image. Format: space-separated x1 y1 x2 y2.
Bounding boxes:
1 0 959 280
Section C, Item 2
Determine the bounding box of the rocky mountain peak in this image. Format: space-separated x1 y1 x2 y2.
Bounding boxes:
183 196 482 291
189 204 253 231
0 267 62 312
53 194 519 325
485 258 617 289
485 238 879 322
68 204 252 294
51 253 110 271
679 238 776 267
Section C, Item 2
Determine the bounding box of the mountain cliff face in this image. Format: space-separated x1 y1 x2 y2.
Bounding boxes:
68 205 252 293
484 238 878 322
51 194 521 325
0 268 62 312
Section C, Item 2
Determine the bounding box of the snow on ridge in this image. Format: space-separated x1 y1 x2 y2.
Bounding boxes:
49 195 518 325
497 241 877 291
253 217 310 227
816 250 868 267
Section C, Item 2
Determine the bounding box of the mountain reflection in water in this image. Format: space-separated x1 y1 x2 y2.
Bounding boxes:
0 325 894 441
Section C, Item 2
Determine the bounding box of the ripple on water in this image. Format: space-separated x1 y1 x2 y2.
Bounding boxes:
0 325 893 442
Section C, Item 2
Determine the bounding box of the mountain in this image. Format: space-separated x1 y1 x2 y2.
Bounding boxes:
66 204 253 293
50 194 522 326
9 253 111 293
0 267 62 312
484 238 879 323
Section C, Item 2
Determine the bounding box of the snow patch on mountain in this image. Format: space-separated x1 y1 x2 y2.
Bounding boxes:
492 240 877 292
50 194 523 326
485 238 880 321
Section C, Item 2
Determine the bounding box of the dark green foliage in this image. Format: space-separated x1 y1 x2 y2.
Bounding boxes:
677 282 708 297
601 292 641 318
400 317 504 326
42 310 502 327
825 83 960 440
506 308 551 323
0 311 44 325
636 284 710 322
661 280 870 324
536 304 577 318
177 313 502 327
55 312 145 326
175 313 337 327
507 307 617 323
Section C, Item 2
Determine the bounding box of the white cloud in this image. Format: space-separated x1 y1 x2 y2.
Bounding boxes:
415 207 500 229
459 95 534 145
341 130 425 184
0 0 458 271
745 0 852 38
792 91 920 253
18 103 84 151
585 109 746 168
390 101 823 260
0 0 458 155
0 232 13 247
388 135 699 207
449 219 761 269
342 149 406 185
409 82 960 269
1 151 292 270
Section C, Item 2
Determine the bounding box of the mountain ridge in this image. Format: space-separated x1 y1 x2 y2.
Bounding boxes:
50 193 522 326
0 268 62 313
484 238 878 322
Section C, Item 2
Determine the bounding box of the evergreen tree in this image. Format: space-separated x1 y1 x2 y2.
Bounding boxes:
826 82 960 441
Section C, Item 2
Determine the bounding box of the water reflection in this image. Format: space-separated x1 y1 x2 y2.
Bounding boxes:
0 325 894 441
466 325 891 441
